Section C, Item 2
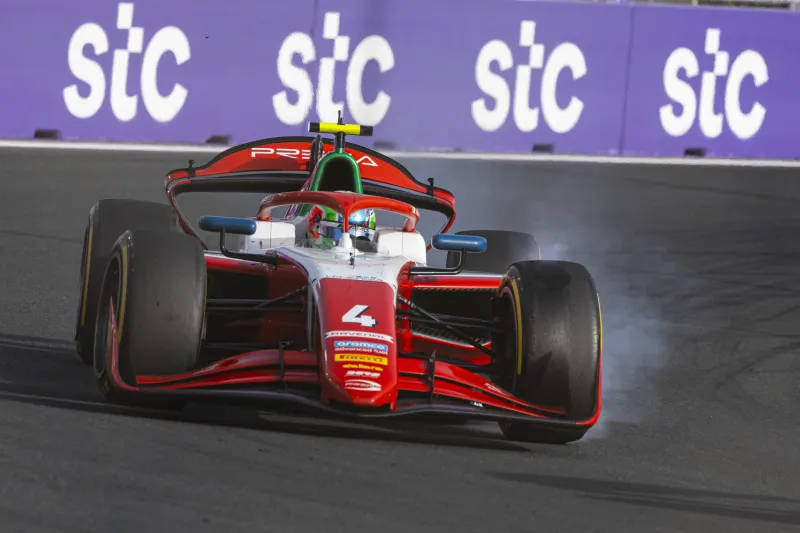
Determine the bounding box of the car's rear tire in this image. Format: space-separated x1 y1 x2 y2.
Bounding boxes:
492 260 601 444
93 230 206 409
445 230 540 274
74 199 182 365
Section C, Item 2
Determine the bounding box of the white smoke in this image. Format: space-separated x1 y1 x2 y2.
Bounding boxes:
537 233 672 440
393 156 674 441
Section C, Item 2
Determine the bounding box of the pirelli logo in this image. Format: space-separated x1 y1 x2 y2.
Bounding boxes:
335 353 388 366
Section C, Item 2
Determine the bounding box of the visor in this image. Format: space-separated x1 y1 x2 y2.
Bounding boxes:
319 221 343 241
318 220 374 246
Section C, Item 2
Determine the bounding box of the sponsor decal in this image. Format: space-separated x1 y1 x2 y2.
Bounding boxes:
344 379 382 392
250 147 378 167
346 370 381 379
325 330 394 343
342 304 377 327
472 20 587 134
343 363 384 373
273 11 395 126
334 340 388 354
64 2 191 123
327 274 384 282
660 28 768 140
335 353 388 366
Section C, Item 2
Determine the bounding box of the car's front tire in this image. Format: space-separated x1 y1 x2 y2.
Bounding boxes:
74 199 182 365
492 260 602 444
93 230 206 409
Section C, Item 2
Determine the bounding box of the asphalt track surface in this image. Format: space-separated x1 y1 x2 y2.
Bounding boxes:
0 145 798 532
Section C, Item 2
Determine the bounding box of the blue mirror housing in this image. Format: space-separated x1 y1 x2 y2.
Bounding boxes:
431 233 487 253
409 233 487 276
198 216 257 236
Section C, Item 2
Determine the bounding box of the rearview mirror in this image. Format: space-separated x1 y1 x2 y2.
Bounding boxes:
409 233 487 276
197 216 277 265
198 216 257 236
431 233 487 253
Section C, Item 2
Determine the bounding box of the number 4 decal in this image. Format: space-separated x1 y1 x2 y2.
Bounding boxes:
342 305 376 328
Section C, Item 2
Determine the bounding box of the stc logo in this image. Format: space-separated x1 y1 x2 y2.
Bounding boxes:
273 12 395 126
63 2 191 122
472 20 587 134
660 28 769 140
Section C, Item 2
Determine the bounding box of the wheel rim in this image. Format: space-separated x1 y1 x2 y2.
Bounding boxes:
93 255 121 378
499 292 518 392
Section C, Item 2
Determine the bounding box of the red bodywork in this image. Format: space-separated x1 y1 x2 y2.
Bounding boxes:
103 136 601 430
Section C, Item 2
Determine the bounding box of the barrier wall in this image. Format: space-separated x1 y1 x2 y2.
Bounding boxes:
2 0 799 158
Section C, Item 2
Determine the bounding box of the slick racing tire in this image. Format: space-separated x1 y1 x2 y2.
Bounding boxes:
93 230 206 409
492 260 601 444
445 230 541 274
74 199 182 365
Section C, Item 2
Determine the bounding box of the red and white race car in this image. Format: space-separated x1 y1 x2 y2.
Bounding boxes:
73 119 603 444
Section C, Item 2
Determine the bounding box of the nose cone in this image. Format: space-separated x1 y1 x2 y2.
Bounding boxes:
315 278 399 408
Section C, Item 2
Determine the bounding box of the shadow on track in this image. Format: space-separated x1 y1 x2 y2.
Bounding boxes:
0 332 532 452
487 472 800 526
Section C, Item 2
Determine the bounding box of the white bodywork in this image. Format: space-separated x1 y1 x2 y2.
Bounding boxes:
237 220 428 292
242 221 296 253
373 228 427 265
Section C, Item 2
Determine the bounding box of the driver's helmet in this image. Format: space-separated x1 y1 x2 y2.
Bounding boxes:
307 205 376 249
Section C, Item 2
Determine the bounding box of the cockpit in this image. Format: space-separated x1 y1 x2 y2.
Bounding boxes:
239 203 428 265
314 209 378 253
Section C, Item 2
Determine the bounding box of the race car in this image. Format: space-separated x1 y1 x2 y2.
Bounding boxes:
73 117 602 444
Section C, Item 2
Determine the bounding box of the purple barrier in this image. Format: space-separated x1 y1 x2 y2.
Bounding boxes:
0 1 317 143
302 0 631 154
0 0 630 153
623 4 800 159
2 0 800 159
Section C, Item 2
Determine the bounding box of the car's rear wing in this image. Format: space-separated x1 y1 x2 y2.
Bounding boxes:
165 135 455 209
164 136 457 248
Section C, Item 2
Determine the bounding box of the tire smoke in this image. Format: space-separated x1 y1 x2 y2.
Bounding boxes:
536 232 672 439
398 158 674 441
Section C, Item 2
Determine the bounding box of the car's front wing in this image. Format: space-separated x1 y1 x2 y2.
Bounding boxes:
104 328 600 430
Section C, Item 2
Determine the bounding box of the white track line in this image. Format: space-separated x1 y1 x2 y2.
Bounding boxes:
2 138 800 168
